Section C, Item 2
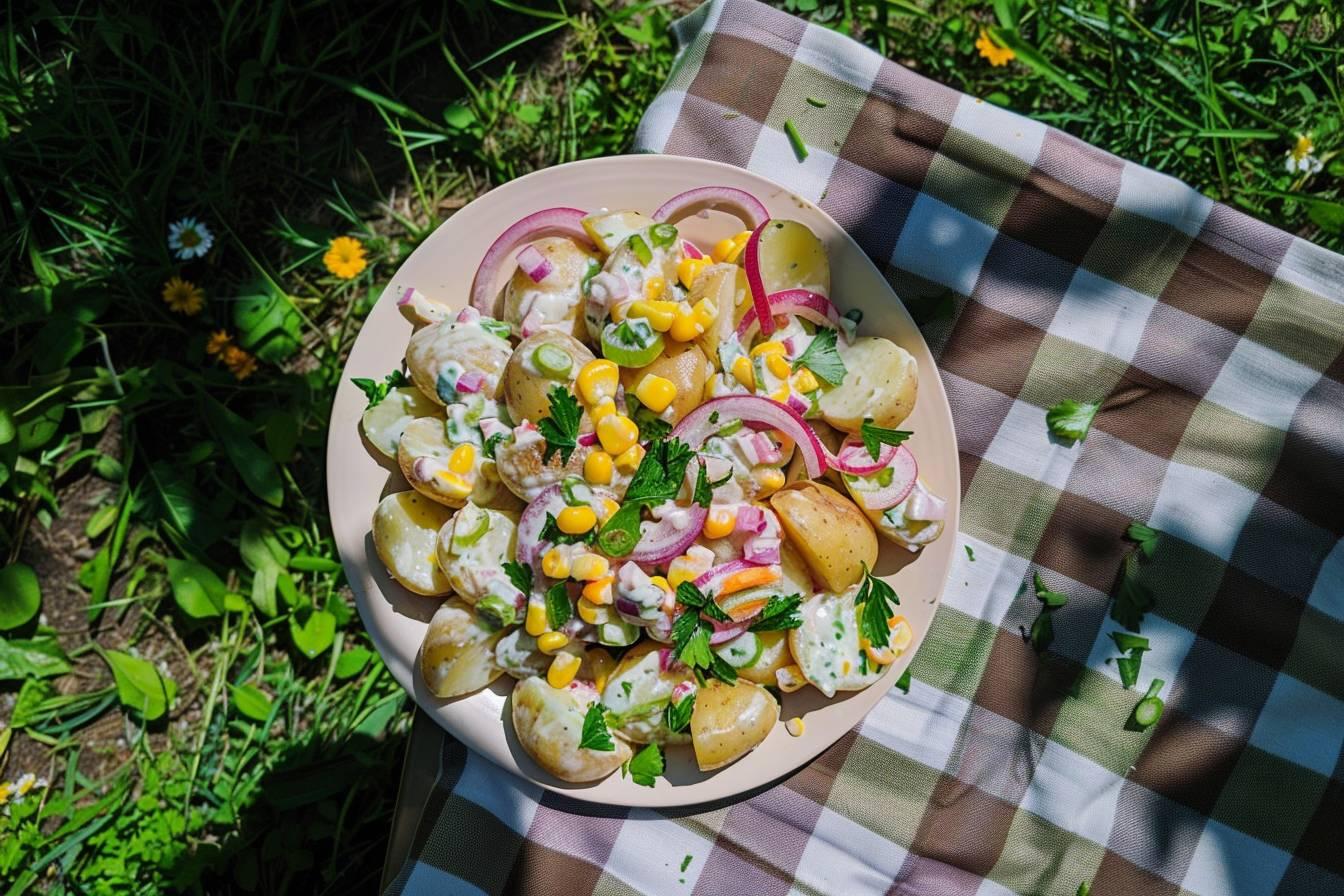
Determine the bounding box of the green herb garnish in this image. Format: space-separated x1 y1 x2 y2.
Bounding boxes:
351 370 409 409
792 327 847 386
626 742 664 787
671 585 736 684
1024 572 1068 653
749 594 803 631
537 385 582 463
676 581 730 623
1128 679 1165 731
691 461 730 509
1110 632 1151 689
545 580 571 630
1126 520 1160 558
859 418 911 461
664 694 694 733
625 438 694 505
805 96 827 108
854 565 899 650
626 394 673 440
965 545 975 562
628 233 653 266
483 431 507 459
1046 399 1100 444
680 855 693 873
783 119 808 161
1111 553 1155 630
502 561 533 596
621 681 633 698
578 703 616 752
895 667 912 694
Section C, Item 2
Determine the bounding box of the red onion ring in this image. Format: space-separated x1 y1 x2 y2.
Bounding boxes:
742 222 776 336
673 395 826 478
850 446 918 511
470 208 593 314
651 187 769 231
515 484 565 566
734 289 843 343
627 503 709 565
681 239 704 260
709 617 753 645
831 435 898 475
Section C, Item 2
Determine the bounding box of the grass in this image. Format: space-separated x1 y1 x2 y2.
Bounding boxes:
0 0 1337 892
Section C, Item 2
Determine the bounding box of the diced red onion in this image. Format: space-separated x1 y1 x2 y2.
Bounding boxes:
479 417 510 442
781 336 796 356
751 432 781 465
673 395 826 478
734 289 843 342
520 309 543 338
670 680 696 701
470 207 593 314
681 239 704 260
615 596 641 619
516 244 553 283
455 370 483 394
456 306 481 324
743 536 781 565
786 393 809 415
709 617 752 645
735 505 766 535
832 435 897 475
578 431 599 448
651 187 769 230
658 648 687 673
627 503 709 565
905 480 946 521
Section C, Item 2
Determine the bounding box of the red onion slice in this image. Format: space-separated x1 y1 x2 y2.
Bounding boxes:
742 222 776 336
515 244 553 283
673 395 826 478
627 503 709 565
681 239 704 260
734 289 843 343
850 446 918 511
515 484 566 566
651 187 769 231
709 617 752 645
470 207 593 314
455 371 483 394
832 435 897 475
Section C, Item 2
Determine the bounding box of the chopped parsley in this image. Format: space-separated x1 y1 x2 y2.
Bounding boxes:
1046 399 1100 444
540 512 596 546
626 742 664 787
664 694 694 733
351 370 409 409
537 386 582 463
859 418 911 460
1024 572 1068 654
805 96 827 108
621 680 633 698
578 703 616 751
671 585 737 685
792 327 847 386
483 431 507 459
676 582 730 623
854 565 899 650
895 667 912 694
965 545 976 562
749 594 803 631
691 461 733 509
544 581 571 630
680 854 693 873
1111 553 1155 631
627 394 672 440
502 561 533 595
1110 631 1151 689
1126 520 1160 558
625 438 695 505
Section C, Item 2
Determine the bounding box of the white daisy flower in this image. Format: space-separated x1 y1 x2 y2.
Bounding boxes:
14 772 44 799
167 217 215 259
1284 133 1324 175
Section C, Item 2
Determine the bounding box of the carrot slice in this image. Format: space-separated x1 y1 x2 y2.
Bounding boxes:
717 566 781 597
726 598 768 622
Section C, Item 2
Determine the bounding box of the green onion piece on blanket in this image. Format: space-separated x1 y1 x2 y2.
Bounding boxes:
784 120 808 161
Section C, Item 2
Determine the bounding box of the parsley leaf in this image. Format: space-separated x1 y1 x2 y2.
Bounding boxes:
1023 572 1068 654
1126 521 1160 558
537 386 582 463
676 623 713 670
854 565 899 650
895 667 912 693
627 394 672 440
483 431 507 460
692 461 714 508
1033 572 1069 609
1110 553 1155 630
625 438 694 505
1110 632 1150 654
540 512 596 546
965 545 976 562
621 681 633 698
627 742 664 787
351 370 410 409
792 327 847 386
859 418 912 460
671 585 735 683
502 561 533 596
578 703 616 751
545 581 571 630
749 594 803 631
1046 399 1100 444
676 581 730 623
708 652 738 684
664 694 694 733
1111 629 1152 689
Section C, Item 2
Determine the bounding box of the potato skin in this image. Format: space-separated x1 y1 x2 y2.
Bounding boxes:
420 598 505 698
362 386 441 458
769 481 877 592
406 319 513 405
817 337 918 432
503 330 595 427
501 236 598 339
619 341 711 424
371 492 454 596
689 679 779 771
512 676 632 782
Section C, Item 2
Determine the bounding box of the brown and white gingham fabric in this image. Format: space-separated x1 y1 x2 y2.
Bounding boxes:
384 1 1344 893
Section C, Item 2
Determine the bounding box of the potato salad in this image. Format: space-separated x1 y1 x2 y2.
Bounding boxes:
361 187 947 785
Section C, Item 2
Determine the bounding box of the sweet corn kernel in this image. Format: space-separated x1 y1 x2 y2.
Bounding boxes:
776 664 808 693
677 257 708 289
644 276 667 300
785 717 805 737
731 355 755 389
541 548 570 580
598 497 620 523
584 450 614 485
610 300 629 322
770 386 792 405
703 506 737 539
648 575 671 595
547 651 581 688
890 617 914 652
557 505 597 535
765 353 791 379
582 576 614 605
577 597 602 624
667 555 701 589
668 311 703 343
793 368 819 393
627 299 676 332
614 443 645 474
730 230 752 255
577 359 620 405
571 553 610 581
692 297 718 328
756 467 786 495
634 374 677 413
590 397 617 422
710 237 738 263
538 631 570 654
584 648 617 694
842 660 852 676
597 414 639 455
434 471 473 499
448 443 476 474
750 340 787 358
525 602 548 636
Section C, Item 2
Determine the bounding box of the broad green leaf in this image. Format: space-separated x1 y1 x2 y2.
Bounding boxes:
250 566 279 617
0 407 14 444
240 520 290 572
85 502 119 539
334 647 372 679
229 683 273 721
15 398 64 452
1304 198 1344 235
0 563 41 630
145 462 222 550
233 278 302 362
165 557 227 619
12 678 57 728
103 648 177 721
0 636 72 680
290 609 335 658
204 397 284 507
263 410 300 462
288 553 341 573
33 315 85 373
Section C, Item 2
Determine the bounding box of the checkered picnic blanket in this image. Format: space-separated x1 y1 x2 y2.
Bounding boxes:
384 1 1344 893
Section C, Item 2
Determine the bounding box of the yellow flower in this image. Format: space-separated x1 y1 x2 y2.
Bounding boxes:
161 276 205 316
976 28 1015 67
206 330 232 356
323 236 368 279
0 781 12 806
1285 133 1323 175
222 346 257 381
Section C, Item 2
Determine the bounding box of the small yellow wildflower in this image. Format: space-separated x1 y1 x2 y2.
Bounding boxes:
324 236 368 279
976 28 1015 67
0 781 12 806
205 330 232 356
161 276 205 316
222 346 257 381
1285 133 1323 175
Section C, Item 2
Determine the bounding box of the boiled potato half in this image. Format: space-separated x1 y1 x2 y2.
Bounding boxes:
503 330 595 428
600 641 693 745
512 675 632 782
733 629 793 686
501 236 598 339
690 679 779 771
769 481 877 592
789 587 890 698
817 336 918 432
691 263 750 369
406 318 512 405
371 491 453 596
362 386 441 458
420 598 506 698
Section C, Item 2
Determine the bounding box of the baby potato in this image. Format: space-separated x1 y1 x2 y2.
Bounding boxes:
435 504 519 605
503 331 595 428
691 264 750 369
619 341 711 425
788 587 885 698
420 598 505 698
502 237 599 339
817 337 918 432
863 479 947 552
600 641 693 745
398 417 501 508
493 431 600 503
769 482 877 592
362 386 442 458
371 492 453 596
512 675 632 782
406 318 513 406
495 628 549 679
689 679 779 771
752 219 830 297
734 630 792 686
